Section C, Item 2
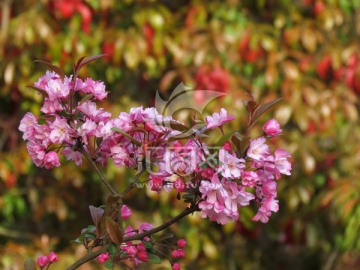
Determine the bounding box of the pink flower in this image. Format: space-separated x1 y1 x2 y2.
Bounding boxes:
201 168 215 179
139 222 153 232
247 137 270 160
82 78 108 100
27 141 46 167
174 178 187 192
47 251 59 263
218 150 245 178
199 174 254 224
44 151 61 169
274 149 292 179
97 252 110 263
137 243 146 252
252 180 279 223
172 263 181 270
121 205 132 220
49 116 72 144
77 101 111 122
137 251 148 262
171 249 185 258
177 239 187 248
122 244 137 257
150 175 164 192
263 118 282 136
111 146 129 167
124 225 135 237
37 255 49 268
62 147 83 166
241 171 259 187
19 112 38 140
205 108 234 130
76 119 97 144
41 98 63 114
45 76 70 101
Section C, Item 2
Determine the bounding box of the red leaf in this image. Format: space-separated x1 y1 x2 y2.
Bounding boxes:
105 216 123 245
89 205 104 227
34 60 65 78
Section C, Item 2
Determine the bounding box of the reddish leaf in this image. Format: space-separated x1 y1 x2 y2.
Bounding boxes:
105 216 123 245
34 60 65 78
75 54 107 76
27 86 48 98
249 98 283 130
243 100 258 115
89 205 104 227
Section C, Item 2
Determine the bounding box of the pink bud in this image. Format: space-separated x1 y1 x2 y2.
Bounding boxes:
171 249 185 258
137 251 148 262
177 239 187 248
201 168 215 179
47 251 59 263
37 256 49 268
263 119 282 136
121 205 132 220
97 252 110 263
172 263 181 270
222 141 232 152
174 178 186 193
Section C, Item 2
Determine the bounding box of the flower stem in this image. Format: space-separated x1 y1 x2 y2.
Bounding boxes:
82 149 118 196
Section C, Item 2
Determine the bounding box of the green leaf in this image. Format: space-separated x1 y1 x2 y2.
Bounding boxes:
215 130 237 147
104 259 113 269
111 127 142 147
148 253 162 264
80 94 94 104
109 243 119 256
86 225 97 233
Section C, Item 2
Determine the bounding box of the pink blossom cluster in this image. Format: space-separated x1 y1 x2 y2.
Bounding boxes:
20 69 292 269
37 251 59 269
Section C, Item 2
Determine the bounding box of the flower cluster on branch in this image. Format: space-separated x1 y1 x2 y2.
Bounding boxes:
20 57 292 270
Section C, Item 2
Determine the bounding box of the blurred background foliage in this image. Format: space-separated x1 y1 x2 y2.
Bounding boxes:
1 0 360 269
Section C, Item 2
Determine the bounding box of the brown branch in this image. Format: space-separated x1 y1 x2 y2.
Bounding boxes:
123 204 199 242
66 248 105 270
66 204 199 270
82 149 118 196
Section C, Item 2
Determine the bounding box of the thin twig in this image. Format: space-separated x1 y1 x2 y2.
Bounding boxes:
82 149 118 196
123 204 198 242
66 204 199 270
120 169 144 199
66 248 105 270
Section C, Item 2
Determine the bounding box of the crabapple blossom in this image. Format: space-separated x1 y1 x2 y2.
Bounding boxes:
37 255 49 268
48 251 59 263
121 204 132 220
205 108 234 129
171 249 186 258
20 66 292 269
97 252 110 263
43 151 61 169
247 137 270 160
177 239 187 248
218 149 245 178
199 174 254 224
263 118 282 136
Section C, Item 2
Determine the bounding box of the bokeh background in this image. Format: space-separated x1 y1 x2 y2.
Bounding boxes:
1 0 360 269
